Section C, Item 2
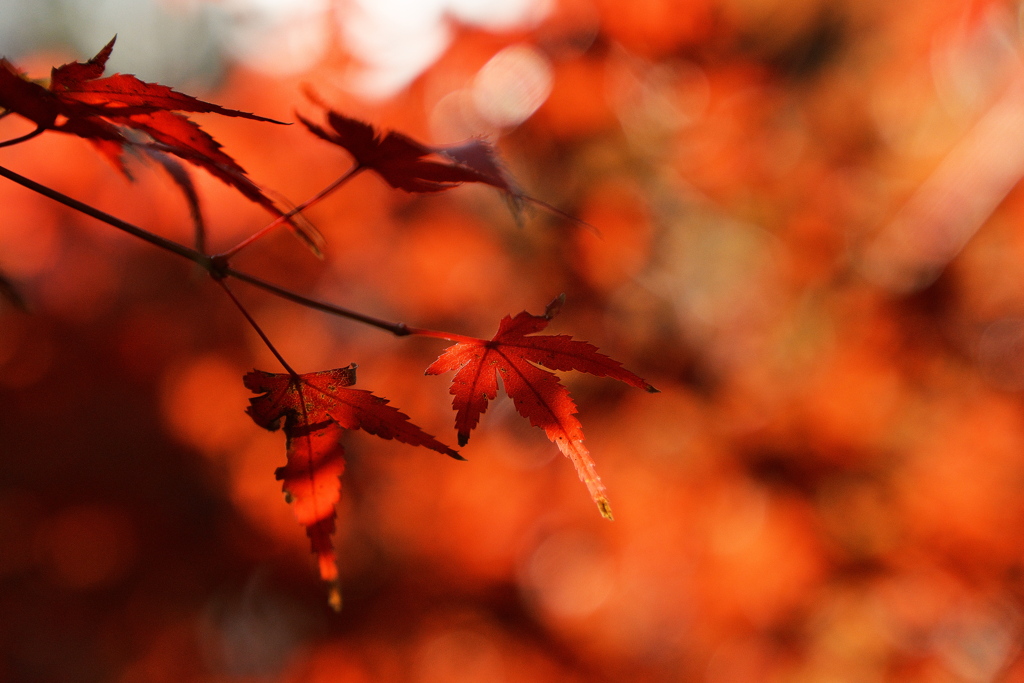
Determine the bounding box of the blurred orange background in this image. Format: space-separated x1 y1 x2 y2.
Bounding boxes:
4 0 1024 681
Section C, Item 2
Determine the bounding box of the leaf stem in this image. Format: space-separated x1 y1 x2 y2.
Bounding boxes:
218 164 364 260
0 126 45 148
216 278 297 376
404 327 482 345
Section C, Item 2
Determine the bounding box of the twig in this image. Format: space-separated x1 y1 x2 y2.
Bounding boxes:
224 266 411 336
218 164 364 260
217 279 297 376
0 163 418 336
0 163 207 265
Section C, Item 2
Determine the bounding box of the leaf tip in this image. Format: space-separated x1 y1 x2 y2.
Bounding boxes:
646 384 660 394
544 293 566 320
457 431 470 447
93 35 118 66
597 497 615 521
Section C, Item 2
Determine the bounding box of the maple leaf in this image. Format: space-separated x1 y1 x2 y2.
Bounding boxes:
296 107 497 193
244 364 460 609
0 37 324 254
424 296 657 520
296 93 590 227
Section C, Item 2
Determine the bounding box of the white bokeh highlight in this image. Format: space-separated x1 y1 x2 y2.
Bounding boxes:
342 0 551 98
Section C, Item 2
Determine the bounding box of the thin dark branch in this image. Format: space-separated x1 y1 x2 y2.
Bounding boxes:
0 162 416 336
217 279 297 376
224 266 411 336
0 163 207 266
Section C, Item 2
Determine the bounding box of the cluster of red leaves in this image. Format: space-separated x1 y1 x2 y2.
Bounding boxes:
0 37 322 252
0 37 653 607
243 365 461 608
241 299 654 598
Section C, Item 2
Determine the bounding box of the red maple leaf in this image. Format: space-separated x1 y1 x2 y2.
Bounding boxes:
0 37 323 254
297 94 590 227
244 365 460 609
423 296 657 520
296 107 504 193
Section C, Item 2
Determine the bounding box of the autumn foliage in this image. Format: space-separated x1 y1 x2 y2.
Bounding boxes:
244 364 461 608
0 37 285 212
421 295 657 519
6 1 1024 682
0 31 653 610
